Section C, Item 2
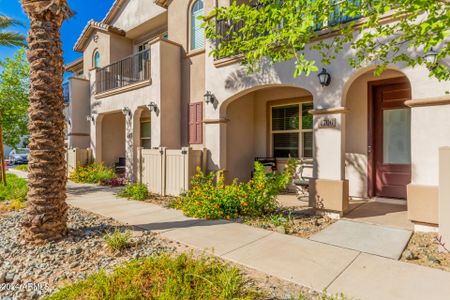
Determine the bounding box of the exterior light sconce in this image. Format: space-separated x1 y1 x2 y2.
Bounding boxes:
424 47 438 70
147 102 159 113
86 114 95 122
318 68 331 87
122 106 132 117
204 91 216 105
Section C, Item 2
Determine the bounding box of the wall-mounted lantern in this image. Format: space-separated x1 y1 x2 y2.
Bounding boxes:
318 68 331 87
424 47 438 69
204 91 216 105
122 106 132 117
86 114 95 122
147 102 159 113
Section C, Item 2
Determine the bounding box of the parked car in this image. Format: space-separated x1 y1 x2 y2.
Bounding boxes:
8 148 29 165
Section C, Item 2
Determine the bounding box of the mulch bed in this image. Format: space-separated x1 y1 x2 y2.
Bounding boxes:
401 232 450 272
142 193 177 208
241 207 336 238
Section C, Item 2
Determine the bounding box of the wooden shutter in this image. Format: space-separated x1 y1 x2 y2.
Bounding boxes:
189 102 203 144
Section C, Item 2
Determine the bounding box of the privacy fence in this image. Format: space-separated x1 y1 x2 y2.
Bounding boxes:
137 147 204 196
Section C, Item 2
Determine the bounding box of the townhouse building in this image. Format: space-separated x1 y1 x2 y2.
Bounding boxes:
65 0 450 232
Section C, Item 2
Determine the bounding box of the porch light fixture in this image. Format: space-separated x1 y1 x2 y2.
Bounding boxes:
204 91 216 105
424 47 438 69
318 68 331 87
86 114 95 122
122 106 131 117
147 102 158 113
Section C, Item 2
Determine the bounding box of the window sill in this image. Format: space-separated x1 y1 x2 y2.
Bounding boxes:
186 48 205 58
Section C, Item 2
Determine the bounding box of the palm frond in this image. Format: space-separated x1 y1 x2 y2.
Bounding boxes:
0 32 27 48
0 15 24 30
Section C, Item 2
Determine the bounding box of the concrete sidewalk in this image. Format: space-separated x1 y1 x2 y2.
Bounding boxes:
64 183 450 300
9 169 450 300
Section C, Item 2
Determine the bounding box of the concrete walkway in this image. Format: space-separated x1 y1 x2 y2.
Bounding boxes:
8 170 450 300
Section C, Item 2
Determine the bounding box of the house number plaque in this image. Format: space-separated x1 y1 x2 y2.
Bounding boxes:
318 117 337 128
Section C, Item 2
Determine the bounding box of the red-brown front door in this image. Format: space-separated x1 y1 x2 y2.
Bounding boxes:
369 79 412 199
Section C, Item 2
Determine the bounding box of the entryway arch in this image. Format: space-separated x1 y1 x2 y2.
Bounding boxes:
343 68 412 200
220 85 314 182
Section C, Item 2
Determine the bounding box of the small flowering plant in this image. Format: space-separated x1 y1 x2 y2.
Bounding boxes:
174 158 298 219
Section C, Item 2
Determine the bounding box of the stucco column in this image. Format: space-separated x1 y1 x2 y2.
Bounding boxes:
92 114 103 162
204 119 228 175
439 147 450 252
309 108 349 216
125 111 134 181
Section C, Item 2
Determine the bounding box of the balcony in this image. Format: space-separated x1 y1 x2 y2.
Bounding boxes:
96 49 150 95
63 82 70 105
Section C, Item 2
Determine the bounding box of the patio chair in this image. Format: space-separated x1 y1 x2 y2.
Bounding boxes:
292 160 314 201
115 157 126 175
251 157 277 177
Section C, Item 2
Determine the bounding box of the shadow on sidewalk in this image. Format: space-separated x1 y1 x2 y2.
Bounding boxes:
132 218 231 232
66 184 121 196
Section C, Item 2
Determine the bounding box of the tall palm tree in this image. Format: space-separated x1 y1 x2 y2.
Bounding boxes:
20 0 71 243
0 15 27 47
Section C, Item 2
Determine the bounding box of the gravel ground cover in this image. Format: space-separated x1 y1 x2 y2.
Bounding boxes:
401 232 450 272
241 207 335 238
0 206 345 300
0 207 175 299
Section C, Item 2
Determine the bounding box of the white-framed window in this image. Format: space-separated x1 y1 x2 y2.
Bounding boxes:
190 0 205 51
271 102 313 158
93 51 101 68
140 118 151 149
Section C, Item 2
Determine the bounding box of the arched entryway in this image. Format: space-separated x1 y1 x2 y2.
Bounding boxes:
221 85 314 182
97 111 126 167
344 68 412 200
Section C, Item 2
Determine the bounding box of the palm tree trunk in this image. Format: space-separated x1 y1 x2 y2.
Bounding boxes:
0 126 6 185
20 0 71 243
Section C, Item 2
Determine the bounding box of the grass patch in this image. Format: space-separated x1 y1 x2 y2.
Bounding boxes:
104 229 132 252
118 183 149 201
46 253 259 300
15 164 28 172
0 174 27 202
69 163 115 185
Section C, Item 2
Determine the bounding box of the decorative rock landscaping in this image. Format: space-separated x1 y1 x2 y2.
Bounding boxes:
401 232 450 272
0 207 175 299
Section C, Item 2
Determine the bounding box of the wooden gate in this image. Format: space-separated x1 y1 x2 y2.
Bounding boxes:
138 147 203 196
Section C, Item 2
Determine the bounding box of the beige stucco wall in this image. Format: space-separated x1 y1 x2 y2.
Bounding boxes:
110 35 133 63
101 112 126 166
168 0 206 146
226 93 255 181
82 31 111 76
109 0 166 33
68 77 91 149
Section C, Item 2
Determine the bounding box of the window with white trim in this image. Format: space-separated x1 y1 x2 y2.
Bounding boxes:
140 118 151 149
190 0 204 50
93 51 101 68
271 102 313 158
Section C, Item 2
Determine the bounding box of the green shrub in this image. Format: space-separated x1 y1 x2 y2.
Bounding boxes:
69 163 115 184
0 174 28 202
15 164 28 172
118 183 149 201
104 229 132 252
174 159 298 219
46 253 258 300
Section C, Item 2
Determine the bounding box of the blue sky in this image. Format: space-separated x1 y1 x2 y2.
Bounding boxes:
0 0 115 68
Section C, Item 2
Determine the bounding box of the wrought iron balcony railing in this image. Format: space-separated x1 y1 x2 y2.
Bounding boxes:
96 49 151 94
215 1 362 50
